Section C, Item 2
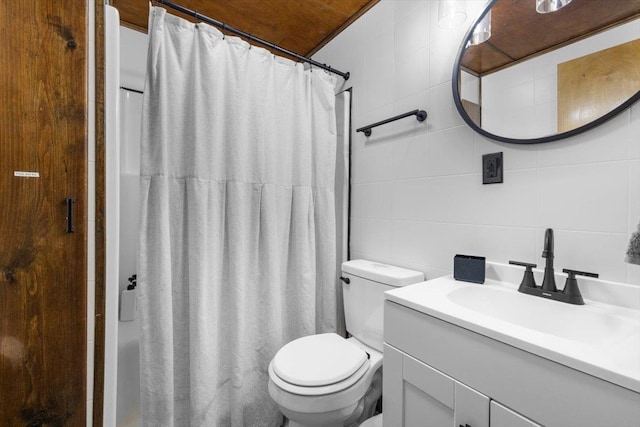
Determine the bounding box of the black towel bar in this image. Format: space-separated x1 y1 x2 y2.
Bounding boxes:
356 109 427 137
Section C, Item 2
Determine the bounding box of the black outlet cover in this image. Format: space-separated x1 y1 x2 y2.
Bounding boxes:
482 152 503 184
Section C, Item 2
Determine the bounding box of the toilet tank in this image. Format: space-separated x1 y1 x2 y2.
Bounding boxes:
341 260 423 351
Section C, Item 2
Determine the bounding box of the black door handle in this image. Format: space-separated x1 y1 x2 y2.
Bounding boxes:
66 197 75 233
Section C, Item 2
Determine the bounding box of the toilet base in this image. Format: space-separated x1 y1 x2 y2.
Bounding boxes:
280 397 361 427
280 371 382 427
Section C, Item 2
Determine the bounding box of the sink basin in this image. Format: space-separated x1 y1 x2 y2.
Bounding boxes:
384 263 640 393
447 285 638 345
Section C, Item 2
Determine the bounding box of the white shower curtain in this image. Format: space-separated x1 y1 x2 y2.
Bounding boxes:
138 7 338 426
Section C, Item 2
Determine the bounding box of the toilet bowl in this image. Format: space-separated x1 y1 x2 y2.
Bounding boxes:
267 260 424 427
268 334 383 427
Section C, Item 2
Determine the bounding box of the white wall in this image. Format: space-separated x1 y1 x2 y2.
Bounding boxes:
313 0 640 285
482 19 640 139
116 26 148 427
116 88 143 427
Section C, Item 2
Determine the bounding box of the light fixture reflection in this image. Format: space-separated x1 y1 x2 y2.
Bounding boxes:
438 0 467 28
536 0 573 13
469 10 491 45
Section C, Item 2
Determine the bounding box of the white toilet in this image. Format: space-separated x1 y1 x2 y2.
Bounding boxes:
268 259 424 427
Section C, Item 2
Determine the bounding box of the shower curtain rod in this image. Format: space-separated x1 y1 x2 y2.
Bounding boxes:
154 0 350 80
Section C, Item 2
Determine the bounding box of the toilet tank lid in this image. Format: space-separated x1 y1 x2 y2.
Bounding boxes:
341 260 424 287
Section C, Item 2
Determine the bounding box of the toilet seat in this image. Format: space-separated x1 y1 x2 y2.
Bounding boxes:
273 333 368 387
268 337 384 416
270 333 370 396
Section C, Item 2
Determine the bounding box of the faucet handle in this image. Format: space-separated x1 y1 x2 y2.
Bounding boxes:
562 268 599 279
561 268 598 305
509 260 538 290
509 260 537 269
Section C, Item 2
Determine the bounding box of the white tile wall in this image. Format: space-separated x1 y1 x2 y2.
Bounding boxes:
314 0 640 285
630 159 640 284
631 104 640 160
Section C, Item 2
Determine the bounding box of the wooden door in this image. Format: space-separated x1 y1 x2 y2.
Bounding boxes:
0 1 87 425
558 38 640 133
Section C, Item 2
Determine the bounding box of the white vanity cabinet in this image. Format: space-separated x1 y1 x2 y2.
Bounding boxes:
383 300 640 427
384 344 540 427
384 343 491 427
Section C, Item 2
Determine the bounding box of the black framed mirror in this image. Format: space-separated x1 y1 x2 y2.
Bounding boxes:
452 0 640 144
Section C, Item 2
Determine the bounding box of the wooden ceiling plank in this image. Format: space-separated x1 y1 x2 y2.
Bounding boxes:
307 0 380 57
466 0 640 75
112 0 378 60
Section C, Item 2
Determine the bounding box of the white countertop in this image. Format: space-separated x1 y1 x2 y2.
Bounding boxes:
385 273 640 393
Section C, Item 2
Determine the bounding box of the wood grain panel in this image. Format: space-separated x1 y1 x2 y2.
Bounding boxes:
462 99 481 127
558 39 640 133
93 0 106 424
112 0 378 57
0 1 87 425
460 43 513 77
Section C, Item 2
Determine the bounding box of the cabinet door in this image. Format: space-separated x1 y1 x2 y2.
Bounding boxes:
383 343 404 425
491 401 542 427
384 344 455 426
383 344 490 427
454 382 490 427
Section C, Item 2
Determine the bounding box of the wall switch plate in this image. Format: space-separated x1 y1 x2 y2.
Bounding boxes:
482 152 503 184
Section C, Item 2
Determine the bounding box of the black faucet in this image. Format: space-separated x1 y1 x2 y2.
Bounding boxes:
509 228 599 305
541 228 557 292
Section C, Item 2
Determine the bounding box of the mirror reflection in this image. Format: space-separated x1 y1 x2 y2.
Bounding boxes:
454 0 640 143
